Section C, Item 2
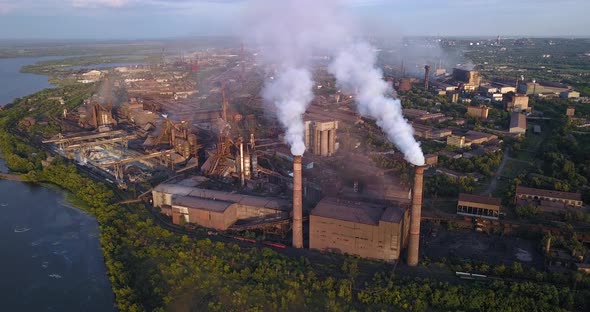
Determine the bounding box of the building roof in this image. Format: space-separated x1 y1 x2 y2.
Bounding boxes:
172 196 233 213
516 186 582 201
458 193 501 206
403 108 429 119
311 197 403 225
465 130 497 142
311 197 384 225
155 184 291 210
380 206 405 223
439 150 462 159
510 112 527 130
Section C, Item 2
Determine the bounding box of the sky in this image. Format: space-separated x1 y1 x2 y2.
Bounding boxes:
0 0 589 40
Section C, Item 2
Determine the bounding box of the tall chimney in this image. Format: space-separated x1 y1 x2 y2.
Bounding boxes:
424 65 431 90
239 140 245 187
407 165 425 266
292 155 303 248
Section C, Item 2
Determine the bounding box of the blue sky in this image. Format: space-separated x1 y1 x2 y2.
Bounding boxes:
0 0 588 39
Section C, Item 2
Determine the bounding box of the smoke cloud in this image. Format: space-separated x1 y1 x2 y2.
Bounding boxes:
244 0 425 164
245 0 349 156
329 43 424 165
262 68 313 156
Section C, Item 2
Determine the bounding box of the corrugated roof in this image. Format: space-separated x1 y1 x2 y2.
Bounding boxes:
311 197 384 225
154 184 194 196
510 112 527 129
172 196 232 212
311 197 404 225
156 184 291 211
458 193 501 206
465 130 497 141
516 186 582 201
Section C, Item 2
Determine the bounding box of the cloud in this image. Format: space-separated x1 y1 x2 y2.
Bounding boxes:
72 0 135 8
0 1 18 13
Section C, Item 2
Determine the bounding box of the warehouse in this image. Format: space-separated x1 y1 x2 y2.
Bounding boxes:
153 183 291 230
515 186 583 212
309 197 410 262
457 193 501 220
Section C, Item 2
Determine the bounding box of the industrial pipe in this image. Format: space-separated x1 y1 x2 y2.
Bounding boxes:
292 155 303 248
407 165 425 266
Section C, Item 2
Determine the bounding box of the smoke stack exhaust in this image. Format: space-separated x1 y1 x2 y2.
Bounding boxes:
424 65 431 90
292 155 303 248
407 165 425 266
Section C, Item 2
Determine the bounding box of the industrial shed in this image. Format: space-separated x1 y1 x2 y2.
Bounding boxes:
153 184 291 230
309 197 410 262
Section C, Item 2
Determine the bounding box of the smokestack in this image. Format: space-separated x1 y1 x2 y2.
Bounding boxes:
239 140 245 187
407 165 425 266
292 155 303 248
424 65 431 90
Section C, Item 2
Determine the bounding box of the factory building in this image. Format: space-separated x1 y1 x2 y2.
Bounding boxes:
457 193 501 220
509 112 527 134
503 92 530 112
518 81 571 96
309 166 424 265
309 197 410 262
447 135 467 148
464 130 498 145
467 105 489 119
446 130 498 148
560 91 580 99
447 91 459 103
412 123 452 139
452 68 481 91
153 184 290 230
304 119 338 156
515 186 583 212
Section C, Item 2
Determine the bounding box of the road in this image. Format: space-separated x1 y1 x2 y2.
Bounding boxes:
481 149 530 195
482 150 509 195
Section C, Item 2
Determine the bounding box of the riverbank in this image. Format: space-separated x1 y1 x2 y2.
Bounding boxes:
0 172 24 181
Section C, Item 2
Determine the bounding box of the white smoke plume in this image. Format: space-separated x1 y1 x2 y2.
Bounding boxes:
262 68 313 156
244 0 424 164
244 0 349 156
329 43 425 165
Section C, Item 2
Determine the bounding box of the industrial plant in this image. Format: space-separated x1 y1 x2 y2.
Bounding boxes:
38 41 588 269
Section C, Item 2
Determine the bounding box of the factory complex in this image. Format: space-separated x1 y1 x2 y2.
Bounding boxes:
36 43 588 268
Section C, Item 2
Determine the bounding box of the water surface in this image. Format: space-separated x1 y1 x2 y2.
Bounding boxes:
0 55 116 311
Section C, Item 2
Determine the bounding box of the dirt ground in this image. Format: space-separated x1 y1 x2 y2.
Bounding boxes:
421 222 544 269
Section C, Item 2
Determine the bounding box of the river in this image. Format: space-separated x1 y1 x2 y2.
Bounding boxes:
0 56 115 311
0 56 60 106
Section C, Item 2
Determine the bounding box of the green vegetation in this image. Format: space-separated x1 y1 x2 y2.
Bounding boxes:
439 151 502 177
359 273 585 312
425 174 476 197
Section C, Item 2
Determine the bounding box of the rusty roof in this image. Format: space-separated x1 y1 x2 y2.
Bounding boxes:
155 184 291 210
516 186 582 202
458 193 501 206
510 112 527 129
172 196 233 213
311 197 404 225
465 130 497 142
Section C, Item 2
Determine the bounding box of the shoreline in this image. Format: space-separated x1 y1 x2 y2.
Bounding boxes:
0 173 24 182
